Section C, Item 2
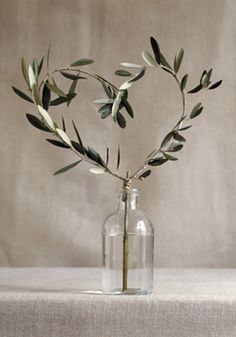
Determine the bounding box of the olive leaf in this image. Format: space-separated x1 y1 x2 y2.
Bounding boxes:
37 105 56 131
129 69 145 83
188 84 202 94
12 86 33 103
50 93 76 106
150 36 161 64
38 56 44 75
67 78 78 106
46 80 67 97
148 157 168 166
174 48 184 73
122 98 134 118
46 139 70 148
112 91 124 119
60 71 84 80
42 82 51 110
117 146 120 171
32 59 39 79
98 104 112 119
94 98 114 104
209 80 223 90
89 167 106 174
56 128 72 147
160 53 172 70
190 103 203 119
101 82 114 98
25 113 51 132
28 65 36 88
115 70 132 76
62 116 66 132
139 170 151 180
54 160 82 176
70 59 94 66
71 140 84 154
32 84 42 106
142 51 158 67
162 152 178 160
105 147 109 166
178 125 192 131
181 74 188 91
161 131 174 148
46 45 51 70
72 120 83 149
120 62 143 68
173 132 186 142
86 146 105 166
117 112 126 128
166 143 183 152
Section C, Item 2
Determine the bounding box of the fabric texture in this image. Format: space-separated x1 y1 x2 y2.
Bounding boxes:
0 0 235 268
0 268 236 337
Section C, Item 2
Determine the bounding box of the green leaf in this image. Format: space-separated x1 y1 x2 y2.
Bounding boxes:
178 125 192 131
173 132 186 142
67 78 78 106
190 102 202 119
162 152 178 160
160 53 172 70
209 80 223 90
70 59 94 66
50 93 76 106
115 70 132 76
46 80 67 97
105 147 109 166
203 68 212 87
12 86 33 103
117 112 126 128
71 140 84 154
174 48 184 73
89 167 105 174
32 59 39 79
188 84 202 94
42 82 51 110
62 116 66 132
120 62 143 68
37 105 55 130
190 105 203 119
148 157 168 166
46 139 70 148
119 81 132 90
122 99 134 118
56 128 72 146
200 70 207 84
86 146 104 166
150 36 161 64
99 105 112 119
112 91 124 119
21 58 30 88
181 74 188 91
101 82 114 98
32 84 42 105
28 64 36 88
129 69 145 83
117 146 120 171
54 160 82 176
161 131 174 148
166 143 183 152
142 51 158 67
139 170 151 180
25 113 51 132
60 71 84 80
38 56 44 75
72 120 83 148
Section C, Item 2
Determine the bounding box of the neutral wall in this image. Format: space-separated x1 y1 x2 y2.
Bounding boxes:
0 0 235 267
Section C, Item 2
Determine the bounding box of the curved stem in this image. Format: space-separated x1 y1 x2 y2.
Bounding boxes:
130 68 186 180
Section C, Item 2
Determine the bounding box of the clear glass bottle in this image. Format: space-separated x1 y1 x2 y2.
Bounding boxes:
102 188 154 295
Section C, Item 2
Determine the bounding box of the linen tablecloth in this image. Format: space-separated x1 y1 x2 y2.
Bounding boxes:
0 268 235 337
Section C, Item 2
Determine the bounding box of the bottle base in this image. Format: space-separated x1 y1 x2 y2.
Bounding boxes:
103 288 153 295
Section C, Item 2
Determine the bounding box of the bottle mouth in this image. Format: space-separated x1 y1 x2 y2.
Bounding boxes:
116 187 140 196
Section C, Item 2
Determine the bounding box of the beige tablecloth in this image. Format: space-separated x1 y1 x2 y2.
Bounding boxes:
0 268 236 337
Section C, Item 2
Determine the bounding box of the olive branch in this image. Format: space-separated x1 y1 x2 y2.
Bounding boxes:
12 36 222 185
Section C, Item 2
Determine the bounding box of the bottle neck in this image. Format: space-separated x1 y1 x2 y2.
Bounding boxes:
117 189 140 210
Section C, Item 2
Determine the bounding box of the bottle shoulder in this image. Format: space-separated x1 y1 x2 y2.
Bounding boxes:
102 208 154 235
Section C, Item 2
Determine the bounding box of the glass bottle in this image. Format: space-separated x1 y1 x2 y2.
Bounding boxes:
102 188 154 295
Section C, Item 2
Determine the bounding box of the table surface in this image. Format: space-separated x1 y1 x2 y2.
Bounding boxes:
0 268 236 337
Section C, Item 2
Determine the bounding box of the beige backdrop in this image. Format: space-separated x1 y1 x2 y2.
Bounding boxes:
0 0 235 267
